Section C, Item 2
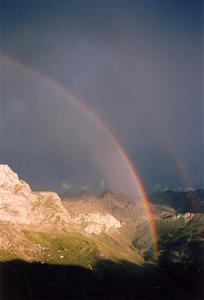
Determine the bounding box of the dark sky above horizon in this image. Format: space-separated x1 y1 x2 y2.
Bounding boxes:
0 0 203 195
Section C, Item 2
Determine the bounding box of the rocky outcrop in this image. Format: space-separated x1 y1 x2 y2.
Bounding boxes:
0 165 122 235
71 213 121 234
0 165 69 226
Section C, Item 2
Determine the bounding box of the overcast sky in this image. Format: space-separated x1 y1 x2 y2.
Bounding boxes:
0 0 203 195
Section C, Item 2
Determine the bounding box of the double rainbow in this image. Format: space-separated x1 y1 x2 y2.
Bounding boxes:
1 54 159 260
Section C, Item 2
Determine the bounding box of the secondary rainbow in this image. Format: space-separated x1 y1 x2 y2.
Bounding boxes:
0 53 160 260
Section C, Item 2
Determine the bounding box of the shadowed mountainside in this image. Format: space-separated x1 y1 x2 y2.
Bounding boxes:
0 258 203 300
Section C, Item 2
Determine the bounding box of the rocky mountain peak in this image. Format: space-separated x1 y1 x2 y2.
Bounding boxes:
101 189 114 199
0 165 122 235
0 164 31 197
0 165 68 226
79 190 93 199
0 164 23 188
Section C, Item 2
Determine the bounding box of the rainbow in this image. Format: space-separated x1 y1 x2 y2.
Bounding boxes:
149 117 193 191
0 53 160 260
163 138 192 190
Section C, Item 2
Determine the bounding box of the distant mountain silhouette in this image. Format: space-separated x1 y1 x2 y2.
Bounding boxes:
150 189 204 213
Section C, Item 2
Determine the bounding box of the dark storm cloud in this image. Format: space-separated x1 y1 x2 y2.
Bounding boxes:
0 0 203 193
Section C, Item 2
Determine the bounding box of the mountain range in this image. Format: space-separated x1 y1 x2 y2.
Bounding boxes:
0 164 203 300
150 189 204 213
